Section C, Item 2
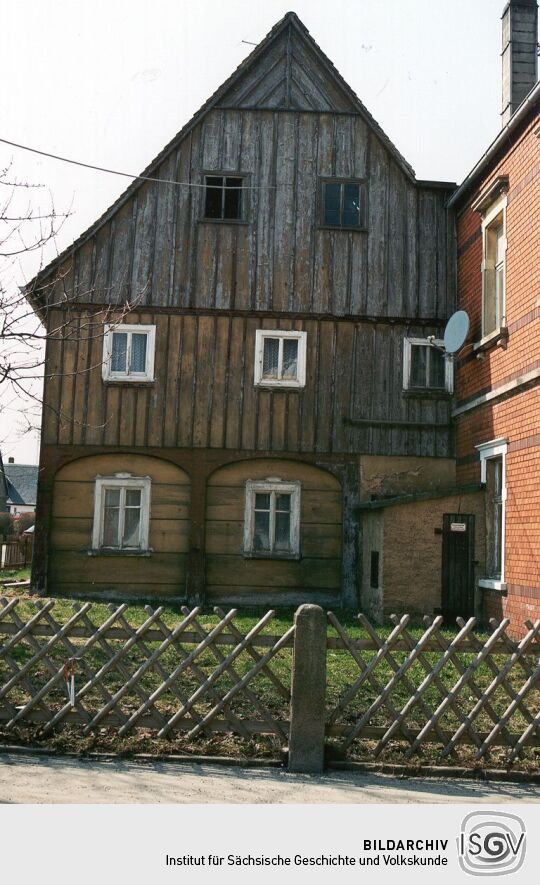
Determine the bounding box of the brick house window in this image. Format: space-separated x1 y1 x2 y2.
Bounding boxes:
403 338 453 392
244 479 301 558
477 439 507 589
92 474 151 552
472 182 508 340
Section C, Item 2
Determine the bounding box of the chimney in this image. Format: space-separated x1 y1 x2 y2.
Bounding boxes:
8 457 14 464
501 0 539 126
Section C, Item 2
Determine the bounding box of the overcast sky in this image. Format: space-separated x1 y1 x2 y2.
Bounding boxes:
1 0 509 462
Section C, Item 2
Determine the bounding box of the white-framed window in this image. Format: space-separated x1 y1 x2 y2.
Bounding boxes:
403 338 453 392
92 474 151 552
481 194 507 339
102 324 156 382
477 438 508 589
244 479 301 558
254 330 307 388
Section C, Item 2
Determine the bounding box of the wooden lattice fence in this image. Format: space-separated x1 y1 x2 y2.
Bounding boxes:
1 598 539 768
326 612 540 764
0 599 293 741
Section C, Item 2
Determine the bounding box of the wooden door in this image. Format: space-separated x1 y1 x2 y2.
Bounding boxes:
441 514 475 623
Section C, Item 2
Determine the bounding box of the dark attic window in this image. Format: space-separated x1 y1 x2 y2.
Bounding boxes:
204 175 244 221
321 178 366 230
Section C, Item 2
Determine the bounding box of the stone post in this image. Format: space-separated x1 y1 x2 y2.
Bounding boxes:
288 604 327 773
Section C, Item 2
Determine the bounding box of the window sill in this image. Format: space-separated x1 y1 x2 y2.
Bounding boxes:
87 548 153 557
478 578 507 594
402 388 452 399
255 382 304 391
473 327 508 355
198 218 249 226
318 225 368 233
103 380 155 387
243 551 301 561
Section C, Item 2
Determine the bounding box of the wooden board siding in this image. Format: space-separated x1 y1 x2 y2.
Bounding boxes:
43 309 452 457
205 459 342 602
45 109 453 322
49 454 190 599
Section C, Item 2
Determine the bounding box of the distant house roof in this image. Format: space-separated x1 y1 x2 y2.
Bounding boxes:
4 464 38 507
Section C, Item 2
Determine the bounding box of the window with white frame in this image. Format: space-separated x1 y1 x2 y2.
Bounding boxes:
477 439 507 588
481 195 507 338
92 474 151 552
254 330 307 388
102 324 156 382
403 338 453 392
244 479 301 558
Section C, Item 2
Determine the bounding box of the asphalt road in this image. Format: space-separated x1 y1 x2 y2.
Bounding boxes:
0 753 538 803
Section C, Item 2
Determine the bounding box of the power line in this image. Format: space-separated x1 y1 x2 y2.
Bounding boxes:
0 136 277 190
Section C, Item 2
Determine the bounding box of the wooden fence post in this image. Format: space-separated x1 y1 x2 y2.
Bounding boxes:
288 604 327 774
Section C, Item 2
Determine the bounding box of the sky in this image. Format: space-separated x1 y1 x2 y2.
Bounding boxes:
0 0 510 463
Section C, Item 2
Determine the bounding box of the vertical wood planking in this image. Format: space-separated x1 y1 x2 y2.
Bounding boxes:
209 315 231 448
192 315 216 448
224 316 246 449
163 314 183 447
177 314 197 448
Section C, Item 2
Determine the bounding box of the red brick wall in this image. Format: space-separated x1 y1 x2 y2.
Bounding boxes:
455 108 540 636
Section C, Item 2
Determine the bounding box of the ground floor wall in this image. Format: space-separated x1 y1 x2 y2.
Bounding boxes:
456 386 540 635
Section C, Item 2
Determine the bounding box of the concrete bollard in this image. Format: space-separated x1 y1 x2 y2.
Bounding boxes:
288 604 327 773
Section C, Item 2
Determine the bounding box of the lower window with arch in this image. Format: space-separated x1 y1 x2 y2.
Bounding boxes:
243 479 301 559
91 473 151 553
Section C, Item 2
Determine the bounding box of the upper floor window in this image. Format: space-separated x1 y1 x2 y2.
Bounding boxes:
472 180 508 341
92 474 151 553
204 175 244 221
254 330 307 389
403 338 452 393
102 324 156 383
321 178 366 230
244 479 301 558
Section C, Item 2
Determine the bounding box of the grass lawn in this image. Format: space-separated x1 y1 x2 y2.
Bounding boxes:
0 588 538 771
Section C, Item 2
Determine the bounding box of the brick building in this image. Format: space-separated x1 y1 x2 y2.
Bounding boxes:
449 0 540 634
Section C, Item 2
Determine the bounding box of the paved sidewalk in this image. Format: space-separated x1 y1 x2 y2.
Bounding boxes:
0 753 538 803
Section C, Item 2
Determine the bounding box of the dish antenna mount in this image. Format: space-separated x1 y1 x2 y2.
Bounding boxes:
427 310 470 356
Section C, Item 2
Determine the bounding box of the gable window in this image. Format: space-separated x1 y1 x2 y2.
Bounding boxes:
403 338 452 392
92 474 151 553
244 479 301 558
102 324 156 382
321 179 366 229
477 439 507 589
254 330 307 388
204 175 244 221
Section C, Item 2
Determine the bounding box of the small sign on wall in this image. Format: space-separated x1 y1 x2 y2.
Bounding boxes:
450 522 467 533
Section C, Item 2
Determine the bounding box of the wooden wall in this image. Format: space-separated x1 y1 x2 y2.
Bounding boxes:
42 108 454 322
43 309 452 458
49 454 190 598
205 459 342 603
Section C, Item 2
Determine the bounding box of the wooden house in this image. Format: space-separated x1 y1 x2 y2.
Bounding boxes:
27 12 461 610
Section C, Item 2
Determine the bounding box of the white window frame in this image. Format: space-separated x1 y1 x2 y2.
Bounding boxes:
102 323 156 382
92 473 151 552
243 478 301 558
254 330 307 389
476 438 508 590
480 194 507 341
402 338 453 393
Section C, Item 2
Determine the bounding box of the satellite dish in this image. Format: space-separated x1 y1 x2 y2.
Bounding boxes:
443 310 469 355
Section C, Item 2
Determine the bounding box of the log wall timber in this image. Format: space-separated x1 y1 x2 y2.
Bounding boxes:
205 459 342 604
40 109 453 322
49 454 190 599
42 308 453 458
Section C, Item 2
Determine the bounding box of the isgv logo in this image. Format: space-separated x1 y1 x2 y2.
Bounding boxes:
458 812 526 876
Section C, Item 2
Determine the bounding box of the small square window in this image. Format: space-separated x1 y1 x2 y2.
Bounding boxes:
244 479 301 558
254 330 307 388
403 338 452 393
204 175 244 221
102 324 156 382
321 179 366 229
92 475 151 552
